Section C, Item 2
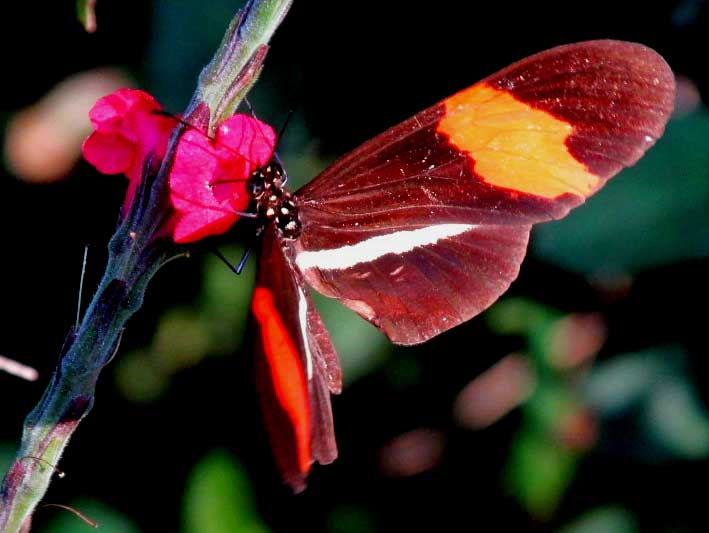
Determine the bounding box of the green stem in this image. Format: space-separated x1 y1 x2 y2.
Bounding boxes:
0 1 292 528
191 0 293 131
0 203 170 531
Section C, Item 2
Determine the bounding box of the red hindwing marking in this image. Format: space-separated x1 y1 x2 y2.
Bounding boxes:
252 287 312 476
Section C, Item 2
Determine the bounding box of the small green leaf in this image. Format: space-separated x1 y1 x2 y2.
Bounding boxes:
533 109 709 276
183 450 268 533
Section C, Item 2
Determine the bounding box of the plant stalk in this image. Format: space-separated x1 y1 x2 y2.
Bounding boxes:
0 0 293 528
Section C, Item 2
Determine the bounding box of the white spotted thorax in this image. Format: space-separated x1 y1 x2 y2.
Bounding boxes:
247 161 301 239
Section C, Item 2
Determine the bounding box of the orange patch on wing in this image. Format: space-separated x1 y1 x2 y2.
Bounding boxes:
252 287 312 475
437 83 599 199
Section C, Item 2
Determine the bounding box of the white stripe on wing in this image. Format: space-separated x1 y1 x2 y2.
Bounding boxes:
295 224 476 271
296 285 314 381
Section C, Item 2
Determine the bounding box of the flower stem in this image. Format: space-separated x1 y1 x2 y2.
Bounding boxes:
192 0 293 131
0 208 170 531
0 1 291 528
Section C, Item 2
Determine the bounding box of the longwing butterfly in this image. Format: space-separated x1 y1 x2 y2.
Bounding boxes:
246 40 675 491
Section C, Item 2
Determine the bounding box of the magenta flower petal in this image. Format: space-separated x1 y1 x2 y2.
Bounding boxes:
84 88 277 243
87 90 136 133
216 114 276 167
170 209 240 244
82 131 135 175
167 114 275 243
169 131 219 209
83 88 175 182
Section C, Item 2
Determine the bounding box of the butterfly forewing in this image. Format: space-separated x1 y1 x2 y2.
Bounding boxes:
483 40 675 179
291 40 675 344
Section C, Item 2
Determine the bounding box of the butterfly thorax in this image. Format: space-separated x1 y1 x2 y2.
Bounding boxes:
247 161 302 239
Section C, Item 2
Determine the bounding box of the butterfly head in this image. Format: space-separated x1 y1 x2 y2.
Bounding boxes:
248 161 301 239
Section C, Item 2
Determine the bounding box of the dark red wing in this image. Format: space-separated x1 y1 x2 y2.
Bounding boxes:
297 40 674 222
292 40 674 344
252 226 341 491
294 224 531 345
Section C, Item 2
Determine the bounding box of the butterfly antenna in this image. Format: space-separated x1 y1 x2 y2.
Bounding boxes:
243 97 257 118
152 109 270 170
233 210 258 219
268 110 294 186
76 244 89 330
274 109 294 153
151 109 203 133
242 98 287 163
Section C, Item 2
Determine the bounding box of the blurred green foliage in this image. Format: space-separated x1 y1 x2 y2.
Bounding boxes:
559 506 639 533
182 450 268 533
585 347 709 460
115 247 255 402
486 299 709 520
313 293 390 386
506 428 578 519
534 111 709 276
489 299 594 518
326 505 376 533
147 0 240 111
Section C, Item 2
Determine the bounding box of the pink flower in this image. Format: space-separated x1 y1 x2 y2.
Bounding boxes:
82 89 175 210
169 114 275 243
82 89 276 243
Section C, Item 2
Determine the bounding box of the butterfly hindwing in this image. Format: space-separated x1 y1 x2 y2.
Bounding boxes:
252 226 340 491
293 223 531 345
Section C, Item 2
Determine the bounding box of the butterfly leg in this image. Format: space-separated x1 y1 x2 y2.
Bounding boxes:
211 248 250 275
211 223 266 275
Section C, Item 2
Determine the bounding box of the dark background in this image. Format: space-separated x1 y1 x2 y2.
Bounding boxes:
1 1 708 531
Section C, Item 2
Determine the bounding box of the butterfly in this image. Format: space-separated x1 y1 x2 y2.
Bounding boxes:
245 40 675 491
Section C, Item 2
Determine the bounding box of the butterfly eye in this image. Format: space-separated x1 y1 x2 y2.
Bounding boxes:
248 173 265 197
